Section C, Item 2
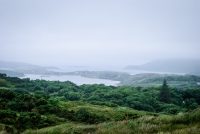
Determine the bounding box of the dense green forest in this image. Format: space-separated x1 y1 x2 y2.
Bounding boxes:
0 73 200 133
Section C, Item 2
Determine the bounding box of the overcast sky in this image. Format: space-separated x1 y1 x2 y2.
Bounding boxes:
0 0 200 67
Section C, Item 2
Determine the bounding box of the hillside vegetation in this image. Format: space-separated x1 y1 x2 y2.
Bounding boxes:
0 73 200 133
22 108 200 134
67 71 200 89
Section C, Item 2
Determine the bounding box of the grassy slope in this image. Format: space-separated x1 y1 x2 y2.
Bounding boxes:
59 101 148 121
21 102 200 134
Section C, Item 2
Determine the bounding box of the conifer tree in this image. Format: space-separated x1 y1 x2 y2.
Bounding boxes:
159 79 171 103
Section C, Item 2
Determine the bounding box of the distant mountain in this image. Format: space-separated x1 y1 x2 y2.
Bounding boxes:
124 59 200 74
0 70 24 77
0 60 58 70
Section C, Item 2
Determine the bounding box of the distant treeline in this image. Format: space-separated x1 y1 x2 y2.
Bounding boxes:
67 71 200 89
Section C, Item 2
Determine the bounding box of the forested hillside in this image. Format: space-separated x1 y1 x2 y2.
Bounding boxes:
0 73 200 133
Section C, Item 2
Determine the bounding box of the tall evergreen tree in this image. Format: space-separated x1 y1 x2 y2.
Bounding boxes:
159 79 171 103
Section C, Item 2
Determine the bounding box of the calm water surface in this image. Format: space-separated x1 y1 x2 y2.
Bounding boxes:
20 74 120 86
20 66 184 86
48 66 185 75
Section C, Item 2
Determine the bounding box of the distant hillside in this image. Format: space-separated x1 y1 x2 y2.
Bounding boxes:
0 60 58 70
125 59 200 74
0 60 59 76
0 70 24 77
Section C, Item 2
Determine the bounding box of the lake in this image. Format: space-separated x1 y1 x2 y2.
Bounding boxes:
20 74 120 86
19 66 185 86
48 66 185 75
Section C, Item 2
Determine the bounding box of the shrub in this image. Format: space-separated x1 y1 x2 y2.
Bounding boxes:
13 88 29 94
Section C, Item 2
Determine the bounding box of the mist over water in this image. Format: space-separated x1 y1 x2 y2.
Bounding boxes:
19 65 185 86
48 66 185 75
20 74 120 86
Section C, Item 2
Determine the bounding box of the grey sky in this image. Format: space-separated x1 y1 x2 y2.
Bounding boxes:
0 0 200 67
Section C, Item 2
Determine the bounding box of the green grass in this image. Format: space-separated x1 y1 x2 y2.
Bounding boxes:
0 123 17 134
22 115 200 134
22 102 200 134
60 101 147 121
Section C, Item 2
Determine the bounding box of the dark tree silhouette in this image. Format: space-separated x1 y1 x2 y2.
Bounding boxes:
159 79 171 103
